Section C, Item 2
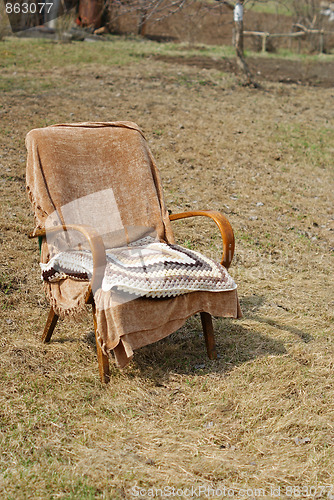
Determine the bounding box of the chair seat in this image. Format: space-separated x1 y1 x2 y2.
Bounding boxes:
41 237 241 368
41 237 237 299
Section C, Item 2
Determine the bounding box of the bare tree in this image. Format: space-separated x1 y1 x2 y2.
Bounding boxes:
291 0 320 27
106 0 189 35
246 0 327 52
95 0 327 58
222 0 255 84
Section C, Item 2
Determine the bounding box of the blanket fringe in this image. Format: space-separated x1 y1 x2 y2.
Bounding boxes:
43 281 89 320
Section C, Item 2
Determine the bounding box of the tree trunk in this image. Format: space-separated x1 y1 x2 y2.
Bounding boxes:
234 20 253 84
138 6 148 36
235 20 244 55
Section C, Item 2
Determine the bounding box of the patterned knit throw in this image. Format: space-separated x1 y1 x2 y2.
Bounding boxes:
41 238 236 298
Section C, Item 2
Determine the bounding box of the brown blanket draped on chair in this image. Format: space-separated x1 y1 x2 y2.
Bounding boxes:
26 122 241 370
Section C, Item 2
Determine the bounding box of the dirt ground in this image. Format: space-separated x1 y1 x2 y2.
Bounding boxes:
0 38 334 498
155 53 334 87
234 55 334 87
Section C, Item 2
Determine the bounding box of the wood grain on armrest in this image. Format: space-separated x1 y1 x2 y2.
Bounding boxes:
169 210 235 269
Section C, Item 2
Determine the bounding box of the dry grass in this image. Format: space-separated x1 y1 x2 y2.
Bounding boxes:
0 37 333 499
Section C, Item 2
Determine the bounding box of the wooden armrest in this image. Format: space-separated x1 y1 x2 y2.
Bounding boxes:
29 225 107 293
169 210 235 269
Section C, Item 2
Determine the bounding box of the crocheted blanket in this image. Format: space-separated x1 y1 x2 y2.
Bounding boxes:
41 238 236 299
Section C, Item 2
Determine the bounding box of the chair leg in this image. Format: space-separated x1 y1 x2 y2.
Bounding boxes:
41 307 59 343
91 302 110 384
200 312 217 360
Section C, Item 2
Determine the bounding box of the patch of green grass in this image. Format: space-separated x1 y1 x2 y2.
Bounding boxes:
2 468 105 500
0 37 236 73
0 74 54 93
247 0 293 16
0 37 145 69
1 36 333 79
184 239 195 250
166 41 236 59
153 129 164 136
236 229 259 247
0 271 19 294
274 124 334 167
250 47 334 61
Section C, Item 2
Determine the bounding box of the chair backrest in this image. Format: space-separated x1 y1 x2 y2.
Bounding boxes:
26 122 174 246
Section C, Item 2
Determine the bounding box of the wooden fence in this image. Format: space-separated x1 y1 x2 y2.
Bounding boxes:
243 25 333 53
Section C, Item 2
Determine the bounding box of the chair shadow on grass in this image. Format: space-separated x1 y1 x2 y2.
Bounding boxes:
52 294 312 379
240 294 313 344
128 294 313 379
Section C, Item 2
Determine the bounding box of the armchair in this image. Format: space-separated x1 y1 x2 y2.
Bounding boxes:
26 122 241 383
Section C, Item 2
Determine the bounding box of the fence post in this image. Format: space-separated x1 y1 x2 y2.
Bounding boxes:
262 34 268 53
319 31 324 53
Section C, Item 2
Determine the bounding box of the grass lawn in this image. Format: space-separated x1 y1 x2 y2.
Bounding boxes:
0 36 333 499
